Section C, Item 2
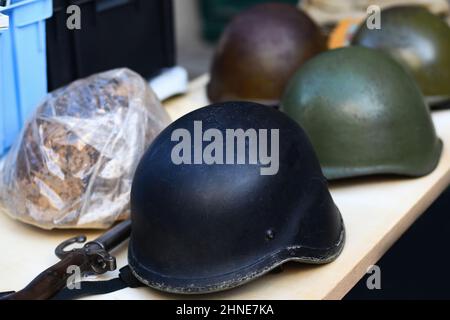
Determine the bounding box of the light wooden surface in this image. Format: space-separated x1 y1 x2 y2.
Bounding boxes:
0 75 449 300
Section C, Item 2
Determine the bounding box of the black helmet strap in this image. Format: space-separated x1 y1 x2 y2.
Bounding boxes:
50 265 144 300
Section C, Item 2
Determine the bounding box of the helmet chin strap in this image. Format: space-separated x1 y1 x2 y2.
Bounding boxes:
0 266 142 300
50 266 144 300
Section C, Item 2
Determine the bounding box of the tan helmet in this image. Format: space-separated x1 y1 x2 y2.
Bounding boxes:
207 3 326 105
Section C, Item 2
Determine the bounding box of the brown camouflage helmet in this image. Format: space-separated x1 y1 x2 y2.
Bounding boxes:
207 3 326 105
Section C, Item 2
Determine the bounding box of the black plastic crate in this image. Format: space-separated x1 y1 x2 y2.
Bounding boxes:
46 0 175 90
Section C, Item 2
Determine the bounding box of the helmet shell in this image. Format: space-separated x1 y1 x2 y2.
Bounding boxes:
129 102 345 294
281 46 442 180
352 6 450 98
207 3 326 105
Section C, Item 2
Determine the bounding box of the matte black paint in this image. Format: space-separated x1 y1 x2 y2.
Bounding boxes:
129 102 345 294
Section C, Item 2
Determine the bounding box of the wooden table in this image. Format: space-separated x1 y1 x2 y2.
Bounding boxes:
0 75 449 300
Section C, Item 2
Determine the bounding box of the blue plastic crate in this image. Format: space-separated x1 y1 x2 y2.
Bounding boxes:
0 0 52 156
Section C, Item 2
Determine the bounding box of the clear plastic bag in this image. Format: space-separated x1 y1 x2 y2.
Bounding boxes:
0 68 171 229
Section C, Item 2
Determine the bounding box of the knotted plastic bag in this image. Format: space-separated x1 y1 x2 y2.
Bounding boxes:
0 68 171 229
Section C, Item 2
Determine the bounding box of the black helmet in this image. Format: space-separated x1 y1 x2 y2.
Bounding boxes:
129 101 345 294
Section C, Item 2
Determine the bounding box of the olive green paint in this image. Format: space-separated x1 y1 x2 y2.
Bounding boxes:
281 46 442 180
352 6 450 99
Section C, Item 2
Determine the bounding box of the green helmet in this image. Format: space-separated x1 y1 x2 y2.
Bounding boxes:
352 6 450 101
281 46 442 180
207 3 326 105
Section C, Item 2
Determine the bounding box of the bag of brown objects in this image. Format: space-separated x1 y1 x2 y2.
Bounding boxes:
0 68 171 229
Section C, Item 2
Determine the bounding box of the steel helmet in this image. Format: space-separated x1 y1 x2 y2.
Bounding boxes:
352 6 450 100
207 3 326 105
281 46 442 180
129 101 345 294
